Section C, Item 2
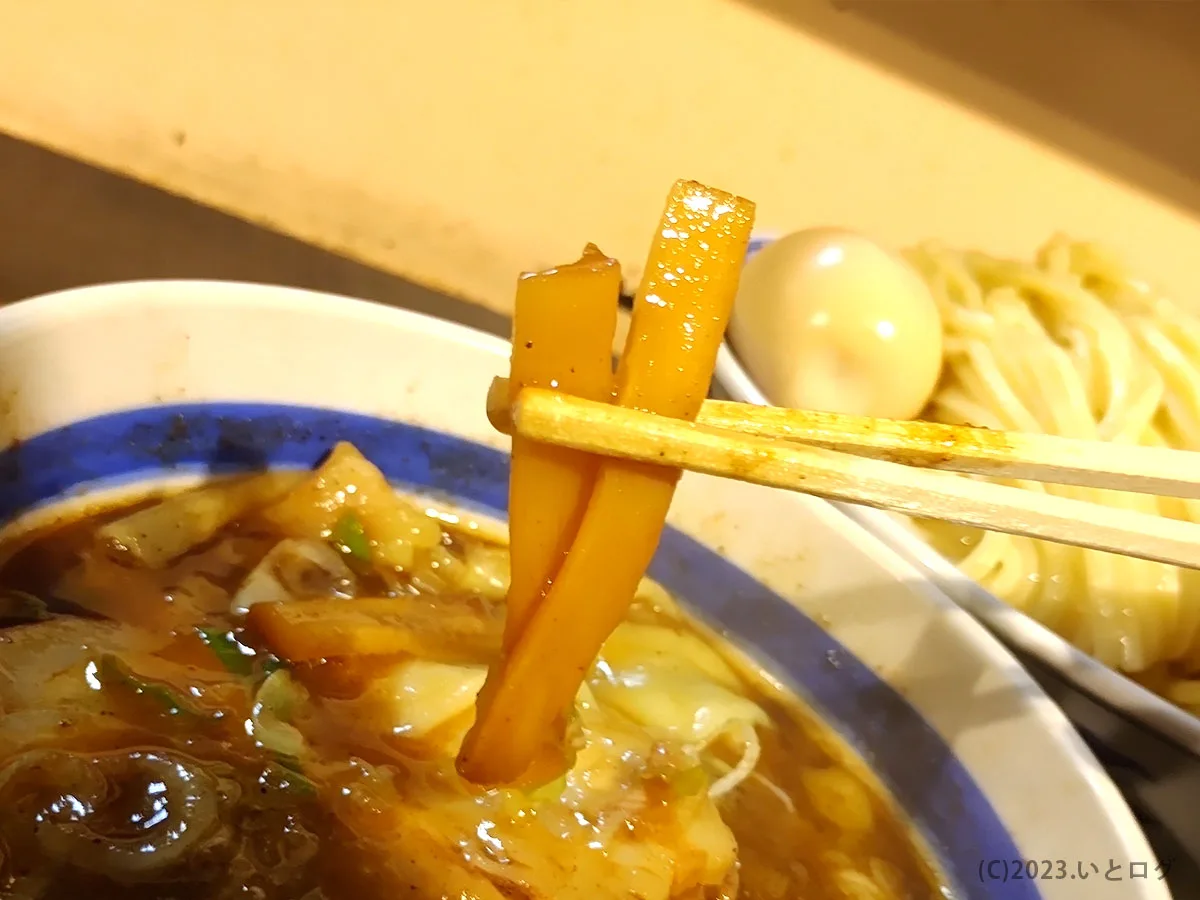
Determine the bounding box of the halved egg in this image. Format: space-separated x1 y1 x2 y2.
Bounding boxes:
729 228 943 421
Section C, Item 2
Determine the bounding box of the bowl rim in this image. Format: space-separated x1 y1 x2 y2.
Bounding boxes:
714 279 1200 758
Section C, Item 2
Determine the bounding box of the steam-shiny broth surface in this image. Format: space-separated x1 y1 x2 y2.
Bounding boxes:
0 455 942 899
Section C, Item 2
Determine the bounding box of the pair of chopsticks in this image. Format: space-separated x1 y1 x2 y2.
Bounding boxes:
486 377 1200 571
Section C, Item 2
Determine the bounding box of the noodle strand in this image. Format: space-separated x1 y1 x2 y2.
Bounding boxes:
913 237 1199 693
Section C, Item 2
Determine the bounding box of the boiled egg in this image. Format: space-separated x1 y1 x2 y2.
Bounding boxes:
728 228 943 420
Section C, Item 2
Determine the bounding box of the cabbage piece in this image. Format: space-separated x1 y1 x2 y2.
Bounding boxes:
556 706 649 815
251 670 310 760
422 786 737 900
591 621 769 806
464 726 737 900
96 472 302 568
324 619 751 899
396 537 511 601
262 442 442 571
231 539 355 614
346 663 742 899
593 624 767 747
448 541 510 602
368 658 488 747
0 619 129 712
597 622 744 692
592 671 765 751
604 841 677 900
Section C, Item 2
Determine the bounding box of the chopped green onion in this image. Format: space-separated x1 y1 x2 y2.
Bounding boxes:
252 670 310 759
97 655 198 717
196 626 256 676
330 512 371 561
268 754 318 797
250 672 317 797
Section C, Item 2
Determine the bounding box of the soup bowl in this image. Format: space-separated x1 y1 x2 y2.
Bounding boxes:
0 279 1168 899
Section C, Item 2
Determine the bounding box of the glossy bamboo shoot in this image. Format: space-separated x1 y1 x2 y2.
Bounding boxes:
502 245 620 649
458 180 754 784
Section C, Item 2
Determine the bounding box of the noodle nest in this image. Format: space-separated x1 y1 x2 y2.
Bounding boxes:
909 235 1200 710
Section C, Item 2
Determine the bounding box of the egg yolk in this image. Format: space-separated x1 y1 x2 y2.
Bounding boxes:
728 228 943 420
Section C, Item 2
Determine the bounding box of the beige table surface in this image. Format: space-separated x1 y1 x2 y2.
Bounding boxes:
2 0 1200 317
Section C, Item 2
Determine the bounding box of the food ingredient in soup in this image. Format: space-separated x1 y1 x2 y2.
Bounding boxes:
0 179 945 899
459 180 755 785
729 228 944 421
732 226 1200 719
0 461 942 899
499 242 621 651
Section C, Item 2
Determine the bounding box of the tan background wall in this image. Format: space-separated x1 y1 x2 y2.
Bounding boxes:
1 0 1199 313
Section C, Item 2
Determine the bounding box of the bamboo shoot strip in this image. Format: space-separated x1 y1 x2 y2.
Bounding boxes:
458 180 755 785
501 245 620 650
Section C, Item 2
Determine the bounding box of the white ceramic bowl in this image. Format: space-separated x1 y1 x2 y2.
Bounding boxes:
0 280 1170 900
715 233 1200 763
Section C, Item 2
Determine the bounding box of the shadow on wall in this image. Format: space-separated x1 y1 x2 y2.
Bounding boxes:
741 0 1200 221
0 133 509 338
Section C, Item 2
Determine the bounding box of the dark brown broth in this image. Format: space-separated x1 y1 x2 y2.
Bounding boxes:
0 497 944 899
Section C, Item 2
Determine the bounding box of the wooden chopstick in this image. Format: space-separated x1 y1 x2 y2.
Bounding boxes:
493 384 1200 572
489 377 1200 500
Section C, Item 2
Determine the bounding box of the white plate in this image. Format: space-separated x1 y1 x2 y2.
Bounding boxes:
0 279 1170 899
